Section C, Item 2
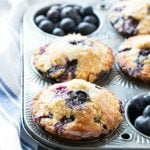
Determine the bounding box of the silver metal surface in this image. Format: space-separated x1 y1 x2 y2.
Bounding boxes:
22 0 150 149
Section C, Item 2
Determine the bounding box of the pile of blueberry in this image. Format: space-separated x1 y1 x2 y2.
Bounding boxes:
34 4 99 36
127 94 150 137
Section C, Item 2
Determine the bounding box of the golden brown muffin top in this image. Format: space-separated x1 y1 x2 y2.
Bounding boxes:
117 35 150 82
33 34 114 82
32 79 122 140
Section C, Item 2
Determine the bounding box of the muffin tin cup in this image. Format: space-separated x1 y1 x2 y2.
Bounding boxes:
31 1 103 38
125 93 150 140
22 0 150 149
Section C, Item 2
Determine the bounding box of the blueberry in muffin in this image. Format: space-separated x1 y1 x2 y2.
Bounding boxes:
108 0 150 37
33 34 114 83
32 79 123 140
116 35 150 82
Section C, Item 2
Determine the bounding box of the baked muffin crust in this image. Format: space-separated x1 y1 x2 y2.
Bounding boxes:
109 0 150 37
116 35 150 82
32 79 122 140
33 34 114 82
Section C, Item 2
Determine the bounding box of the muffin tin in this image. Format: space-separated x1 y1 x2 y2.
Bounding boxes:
21 0 150 149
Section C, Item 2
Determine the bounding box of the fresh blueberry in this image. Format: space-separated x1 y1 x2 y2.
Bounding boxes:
60 18 75 32
128 96 147 117
54 22 60 28
80 6 93 16
60 4 70 10
39 20 54 33
73 5 81 14
75 15 82 25
35 15 47 25
134 116 150 136
144 93 150 105
83 15 98 25
77 22 96 35
143 105 150 117
47 8 60 23
50 5 60 11
35 5 100 36
52 27 65 36
60 6 77 20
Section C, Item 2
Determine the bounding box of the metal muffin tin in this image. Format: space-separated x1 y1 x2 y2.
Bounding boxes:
21 0 150 149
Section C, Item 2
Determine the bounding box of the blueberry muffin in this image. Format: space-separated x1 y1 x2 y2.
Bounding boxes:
33 34 114 82
116 35 150 82
109 0 150 37
32 79 122 140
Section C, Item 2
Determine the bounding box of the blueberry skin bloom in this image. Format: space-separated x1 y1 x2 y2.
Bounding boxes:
134 116 150 136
